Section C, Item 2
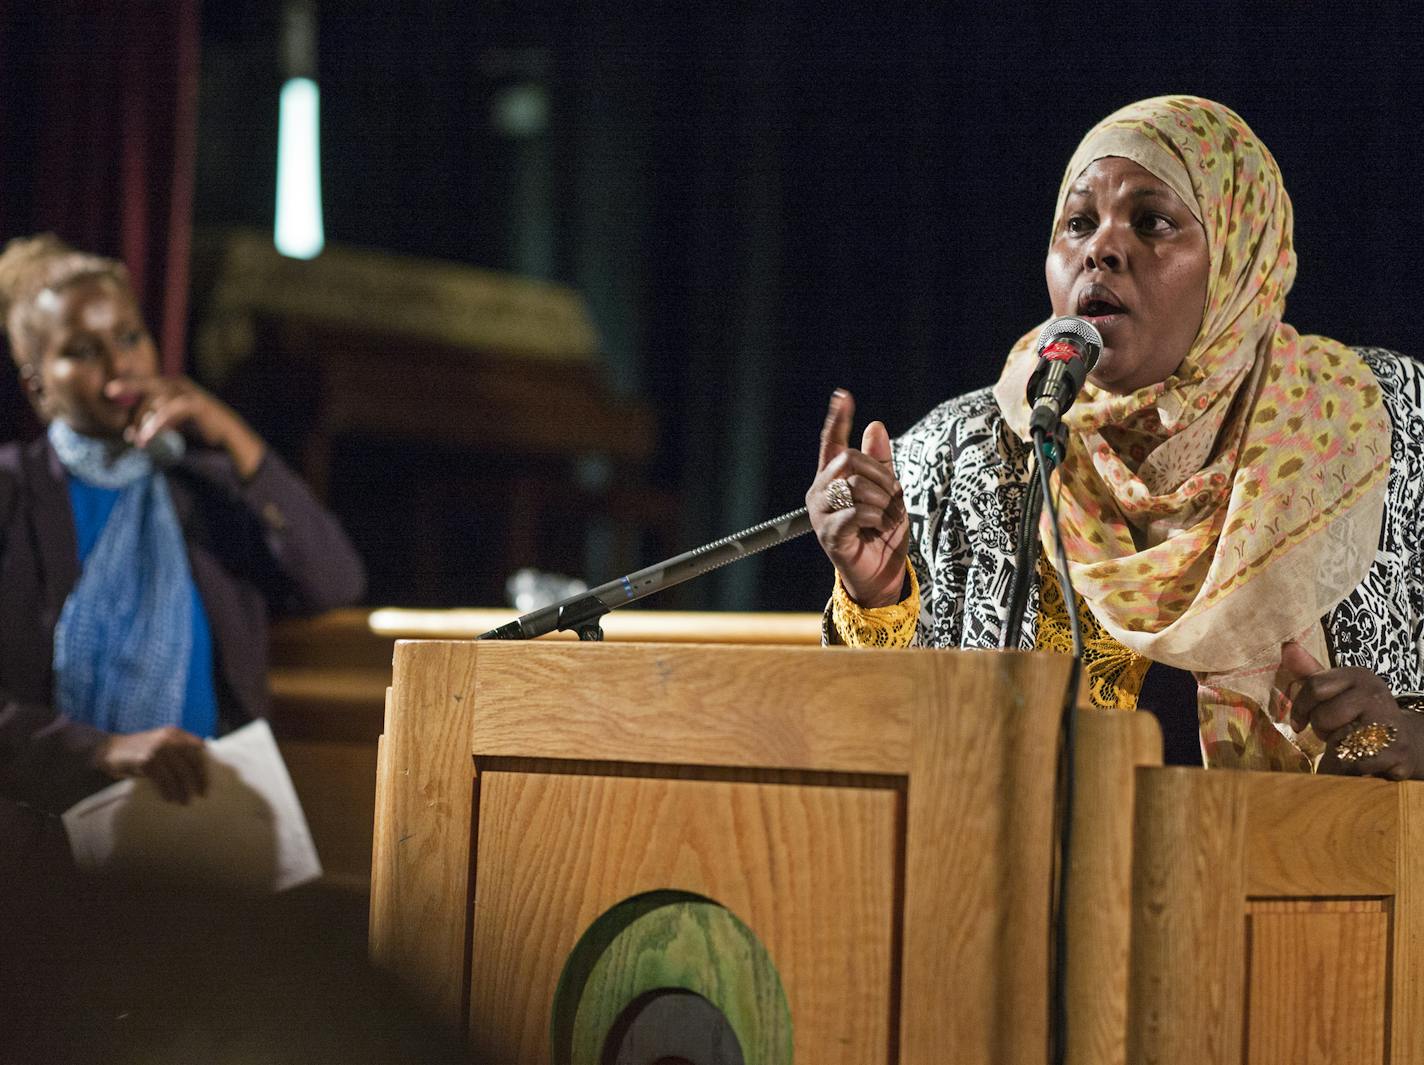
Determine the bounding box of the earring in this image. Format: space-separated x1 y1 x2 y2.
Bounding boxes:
18 363 42 395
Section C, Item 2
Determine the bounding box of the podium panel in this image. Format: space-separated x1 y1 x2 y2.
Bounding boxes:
369 640 1157 1064
471 769 897 1063
1128 768 1424 1065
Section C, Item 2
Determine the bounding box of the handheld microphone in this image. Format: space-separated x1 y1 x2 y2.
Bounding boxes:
1026 316 1102 438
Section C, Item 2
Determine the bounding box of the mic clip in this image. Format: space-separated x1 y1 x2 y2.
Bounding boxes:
557 595 610 642
1033 419 1070 471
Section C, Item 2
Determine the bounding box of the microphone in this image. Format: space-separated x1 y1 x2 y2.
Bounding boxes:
479 507 813 640
141 429 187 468
1026 316 1102 438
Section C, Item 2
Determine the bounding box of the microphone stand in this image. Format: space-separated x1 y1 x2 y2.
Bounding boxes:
478 508 813 641
1010 418 1081 1065
1002 420 1068 647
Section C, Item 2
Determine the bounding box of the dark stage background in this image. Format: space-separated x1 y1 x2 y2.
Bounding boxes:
4 1 1421 611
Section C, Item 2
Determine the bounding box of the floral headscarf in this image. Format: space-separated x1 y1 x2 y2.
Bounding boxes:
993 96 1391 770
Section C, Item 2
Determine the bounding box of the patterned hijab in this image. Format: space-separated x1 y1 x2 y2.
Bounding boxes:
992 96 1391 770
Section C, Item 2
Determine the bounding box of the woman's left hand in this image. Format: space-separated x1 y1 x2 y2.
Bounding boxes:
106 374 266 479
1283 641 1424 780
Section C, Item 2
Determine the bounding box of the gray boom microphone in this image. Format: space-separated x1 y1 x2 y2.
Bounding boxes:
478 507 814 640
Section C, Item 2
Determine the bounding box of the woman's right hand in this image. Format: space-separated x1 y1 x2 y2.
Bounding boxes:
93 726 208 804
806 389 910 607
108 375 266 480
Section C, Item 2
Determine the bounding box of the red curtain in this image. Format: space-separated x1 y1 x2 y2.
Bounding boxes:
1 0 201 379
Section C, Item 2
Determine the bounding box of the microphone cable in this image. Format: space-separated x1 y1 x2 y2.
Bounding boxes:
1002 459 1045 649
1032 426 1083 1065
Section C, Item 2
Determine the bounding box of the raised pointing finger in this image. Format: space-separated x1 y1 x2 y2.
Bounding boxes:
818 389 854 471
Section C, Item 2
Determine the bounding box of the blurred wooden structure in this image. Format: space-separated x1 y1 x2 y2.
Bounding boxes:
189 228 672 607
269 609 823 893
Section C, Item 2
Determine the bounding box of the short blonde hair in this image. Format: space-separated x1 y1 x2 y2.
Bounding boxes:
0 234 130 370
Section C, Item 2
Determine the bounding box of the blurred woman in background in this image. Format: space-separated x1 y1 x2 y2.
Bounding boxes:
0 234 364 868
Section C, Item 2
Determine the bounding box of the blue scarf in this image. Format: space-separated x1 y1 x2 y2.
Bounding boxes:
50 421 192 733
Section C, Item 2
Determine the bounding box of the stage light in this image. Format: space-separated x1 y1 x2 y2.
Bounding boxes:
275 76 324 259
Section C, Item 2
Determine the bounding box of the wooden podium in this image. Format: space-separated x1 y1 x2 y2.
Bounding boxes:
368 640 1161 1063
1126 768 1424 1064
369 638 1424 1063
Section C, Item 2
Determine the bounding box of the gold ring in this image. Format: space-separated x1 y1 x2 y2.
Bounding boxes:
1335 721 1399 763
824 478 854 512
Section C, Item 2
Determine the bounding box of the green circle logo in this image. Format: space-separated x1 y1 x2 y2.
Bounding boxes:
551 891 792 1065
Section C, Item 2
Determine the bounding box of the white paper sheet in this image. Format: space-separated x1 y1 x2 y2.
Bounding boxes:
62 718 322 893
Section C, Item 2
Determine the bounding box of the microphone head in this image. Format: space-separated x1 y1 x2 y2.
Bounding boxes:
1034 315 1103 373
142 428 187 469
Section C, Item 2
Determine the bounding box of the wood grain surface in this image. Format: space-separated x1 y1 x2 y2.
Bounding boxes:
1066 709 1164 1065
1243 775 1396 896
468 770 898 1064
274 609 828 899
368 640 1161 1063
1129 767 1249 1065
896 649 1075 1063
367 688 392 961
1391 783 1424 1063
370 642 479 1025
1127 769 1424 1065
464 641 919 773
1245 899 1389 1064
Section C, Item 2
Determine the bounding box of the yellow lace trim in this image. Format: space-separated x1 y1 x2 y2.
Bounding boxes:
1036 555 1150 711
830 564 920 648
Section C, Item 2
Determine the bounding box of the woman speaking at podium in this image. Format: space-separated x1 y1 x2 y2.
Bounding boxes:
806 95 1424 780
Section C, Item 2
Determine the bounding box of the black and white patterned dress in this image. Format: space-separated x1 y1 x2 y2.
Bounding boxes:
887 348 1424 691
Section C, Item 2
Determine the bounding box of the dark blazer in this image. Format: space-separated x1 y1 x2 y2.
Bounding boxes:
0 434 366 836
